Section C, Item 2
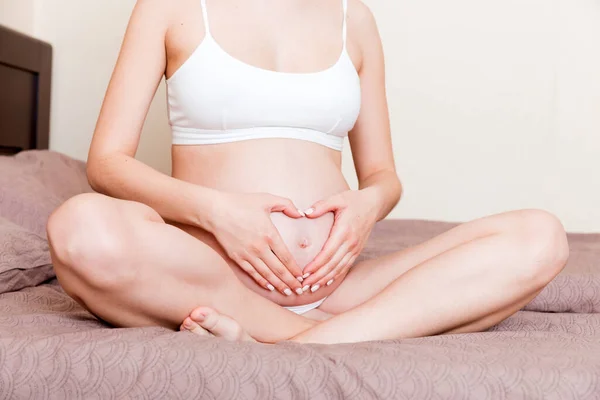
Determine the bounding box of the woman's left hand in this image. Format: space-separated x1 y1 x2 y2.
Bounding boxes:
301 189 381 292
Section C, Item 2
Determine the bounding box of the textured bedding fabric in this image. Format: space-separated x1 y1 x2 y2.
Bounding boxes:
0 151 90 294
1 151 600 399
0 220 599 400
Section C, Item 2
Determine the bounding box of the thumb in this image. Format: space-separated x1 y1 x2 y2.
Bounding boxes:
268 196 304 218
304 198 341 219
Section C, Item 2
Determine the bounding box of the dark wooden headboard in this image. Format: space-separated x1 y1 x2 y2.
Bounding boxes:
0 25 52 155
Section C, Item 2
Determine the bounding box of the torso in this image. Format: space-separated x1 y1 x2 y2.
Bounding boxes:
163 0 363 307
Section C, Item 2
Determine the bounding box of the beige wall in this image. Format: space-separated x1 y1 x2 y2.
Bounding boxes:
2 0 598 231
342 0 600 232
0 0 171 173
34 0 172 174
0 0 35 34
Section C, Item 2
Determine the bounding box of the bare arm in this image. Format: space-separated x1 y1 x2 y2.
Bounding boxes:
86 0 306 294
301 1 402 286
348 1 402 220
87 0 217 228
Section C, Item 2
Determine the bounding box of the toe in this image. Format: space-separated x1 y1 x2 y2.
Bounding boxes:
190 307 255 342
181 316 211 337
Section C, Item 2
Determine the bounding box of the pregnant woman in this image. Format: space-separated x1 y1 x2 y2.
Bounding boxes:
47 0 569 344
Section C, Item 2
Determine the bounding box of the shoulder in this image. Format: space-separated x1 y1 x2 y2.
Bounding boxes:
129 0 186 29
347 0 382 54
347 0 379 37
131 0 172 16
128 0 204 43
346 0 383 68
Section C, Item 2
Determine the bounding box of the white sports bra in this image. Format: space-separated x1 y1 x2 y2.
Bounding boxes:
166 0 361 151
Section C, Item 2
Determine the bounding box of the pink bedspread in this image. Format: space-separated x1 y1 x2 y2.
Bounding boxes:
1 151 599 399
0 220 599 399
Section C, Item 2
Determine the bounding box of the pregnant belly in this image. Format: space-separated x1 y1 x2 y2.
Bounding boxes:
171 139 350 307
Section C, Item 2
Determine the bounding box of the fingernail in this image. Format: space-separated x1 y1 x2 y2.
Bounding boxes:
297 276 304 283
267 284 275 292
304 208 314 215
327 279 334 286
311 284 320 293
183 318 194 329
295 288 303 295
302 285 310 292
298 209 306 217
303 273 311 279
284 288 293 296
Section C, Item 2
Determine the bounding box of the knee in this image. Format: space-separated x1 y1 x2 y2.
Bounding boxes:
47 194 134 289
509 209 569 287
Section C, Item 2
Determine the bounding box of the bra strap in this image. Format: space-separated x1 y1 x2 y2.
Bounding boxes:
200 0 211 36
342 0 348 48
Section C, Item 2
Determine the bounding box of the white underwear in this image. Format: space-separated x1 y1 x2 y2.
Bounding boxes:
283 297 327 315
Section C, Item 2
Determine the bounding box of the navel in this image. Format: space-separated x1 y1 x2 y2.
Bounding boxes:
298 238 311 249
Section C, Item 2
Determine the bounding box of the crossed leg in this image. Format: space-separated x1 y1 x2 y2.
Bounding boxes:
184 209 569 343
49 194 568 344
48 193 316 343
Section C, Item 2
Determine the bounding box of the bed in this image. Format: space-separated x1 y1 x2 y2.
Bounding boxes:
1 25 600 400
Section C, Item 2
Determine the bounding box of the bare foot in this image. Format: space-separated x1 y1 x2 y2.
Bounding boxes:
180 307 256 342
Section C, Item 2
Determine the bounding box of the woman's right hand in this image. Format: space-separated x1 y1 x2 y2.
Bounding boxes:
205 192 306 296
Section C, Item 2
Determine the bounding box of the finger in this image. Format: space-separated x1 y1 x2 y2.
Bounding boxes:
269 233 305 281
303 226 347 275
304 198 341 219
237 260 272 291
249 257 290 295
268 196 304 219
346 254 359 270
262 250 304 295
320 252 354 288
332 254 359 282
303 246 349 291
